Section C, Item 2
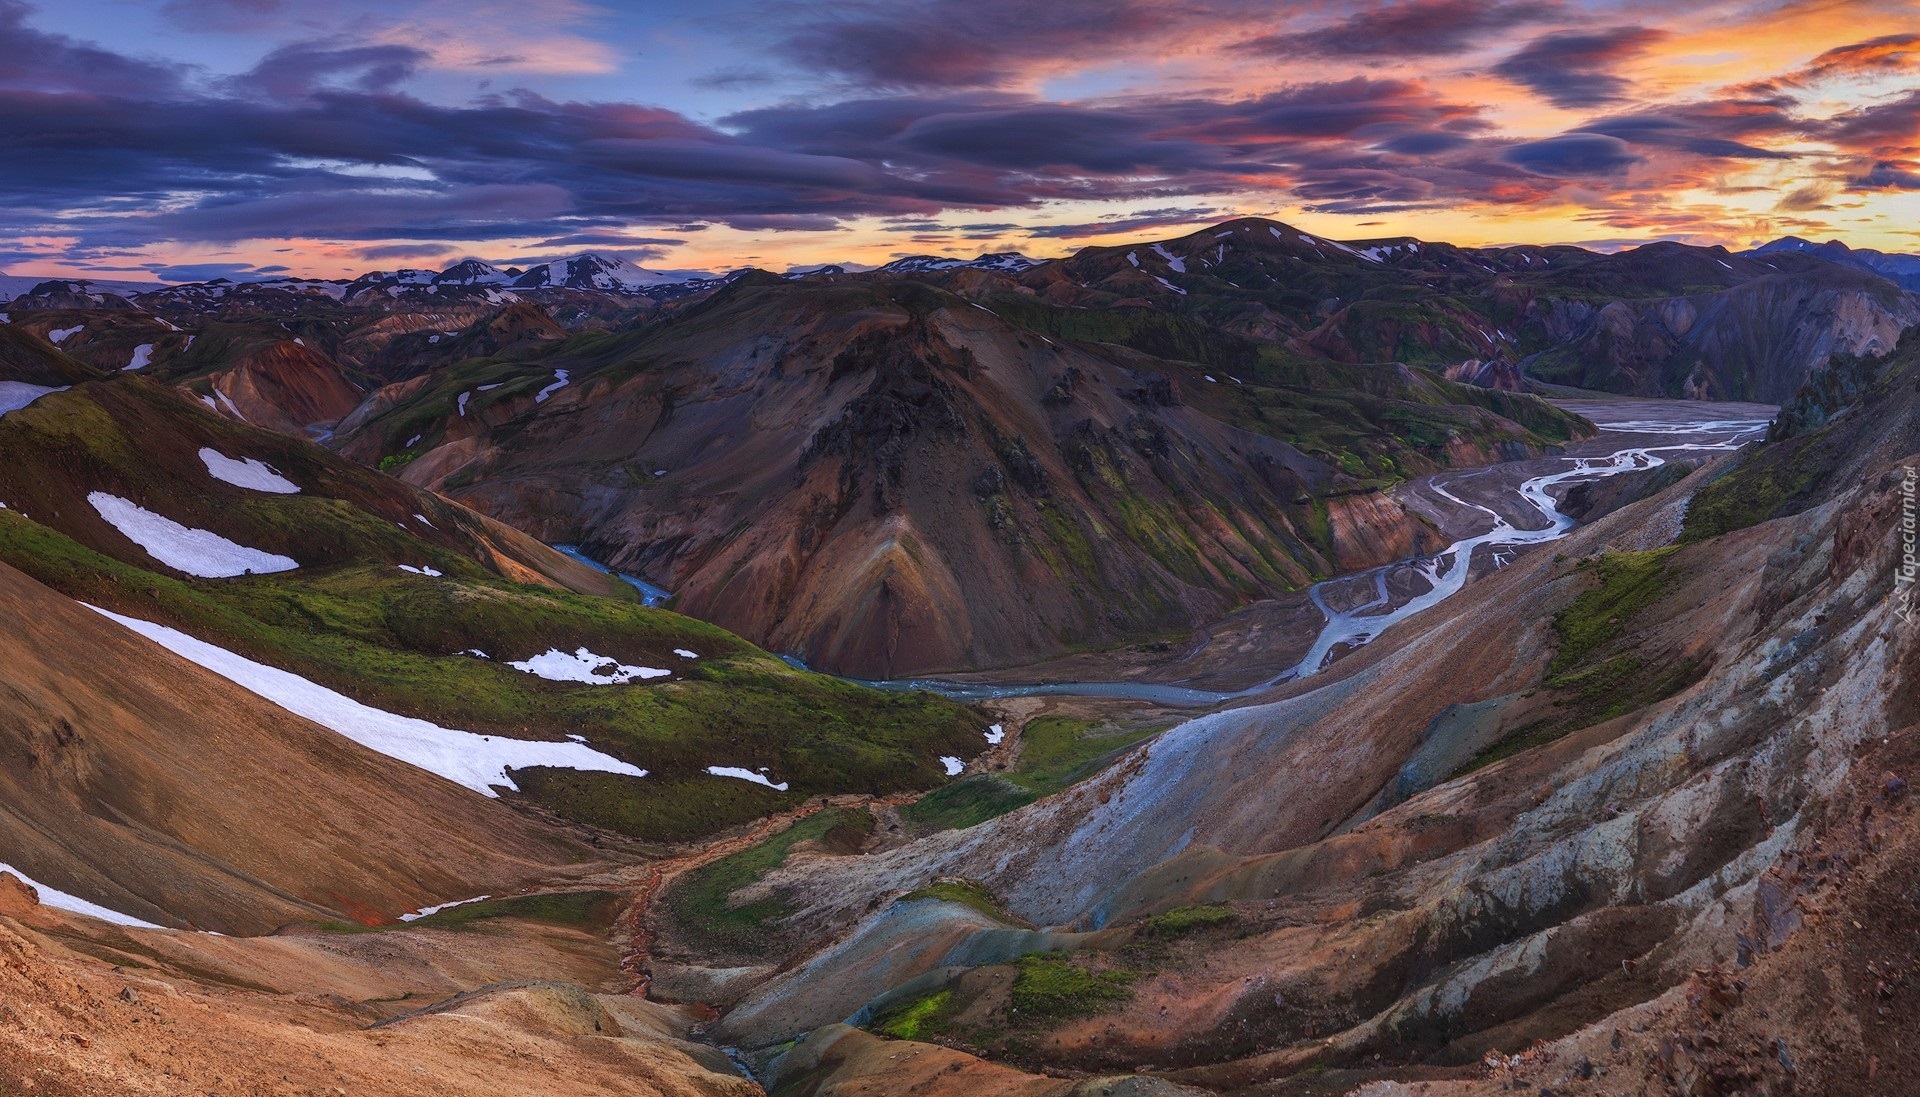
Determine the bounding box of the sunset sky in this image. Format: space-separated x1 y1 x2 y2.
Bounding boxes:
4 0 1920 282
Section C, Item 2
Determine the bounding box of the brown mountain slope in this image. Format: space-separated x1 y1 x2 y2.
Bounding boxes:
339 277 1586 677
0 557 599 936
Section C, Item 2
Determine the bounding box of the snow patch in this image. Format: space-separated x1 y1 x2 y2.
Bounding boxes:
88 606 648 796
1153 275 1187 295
706 766 789 791
534 369 570 403
508 647 670 684
213 387 245 420
1151 243 1186 273
0 381 66 416
87 492 297 577
673 648 698 659
199 448 299 494
124 344 154 370
48 325 82 344
397 565 443 577
1126 251 1140 267
399 895 489 922
984 724 1004 744
940 756 965 776
0 861 166 929
457 391 471 416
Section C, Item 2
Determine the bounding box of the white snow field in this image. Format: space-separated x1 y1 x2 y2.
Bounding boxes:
88 492 299 577
508 647 671 684
940 756 965 776
0 860 167 929
87 606 650 796
198 447 300 493
124 343 154 370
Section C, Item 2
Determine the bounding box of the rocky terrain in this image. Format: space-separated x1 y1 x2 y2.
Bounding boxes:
627 330 1920 1096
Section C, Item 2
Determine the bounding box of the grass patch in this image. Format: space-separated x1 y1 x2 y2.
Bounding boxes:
664 808 872 957
871 990 954 1041
1549 548 1677 674
900 880 1017 924
1009 716 1165 797
1680 433 1842 543
1009 955 1134 1022
900 774 1037 831
1139 904 1234 938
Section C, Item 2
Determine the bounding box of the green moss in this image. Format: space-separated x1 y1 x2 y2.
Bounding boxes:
1009 956 1134 1022
872 990 954 1041
1009 716 1165 797
1139 904 1234 938
1680 434 1840 542
1550 548 1678 674
900 880 1016 923
664 808 872 957
900 774 1037 831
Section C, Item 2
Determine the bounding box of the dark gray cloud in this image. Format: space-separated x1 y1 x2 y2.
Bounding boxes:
1237 0 1557 59
1493 27 1666 110
1027 206 1225 238
354 243 455 261
1502 133 1642 176
230 42 429 101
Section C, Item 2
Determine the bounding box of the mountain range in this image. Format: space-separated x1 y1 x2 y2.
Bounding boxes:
0 218 1917 1096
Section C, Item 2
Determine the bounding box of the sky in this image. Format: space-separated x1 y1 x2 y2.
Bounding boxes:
3 0 1920 282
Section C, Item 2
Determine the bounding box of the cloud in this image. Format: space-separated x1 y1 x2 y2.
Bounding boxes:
1236 0 1557 59
160 0 288 33
769 0 1200 89
1027 206 1224 238
530 233 688 248
1502 133 1642 176
1794 33 1920 83
1493 27 1667 110
1583 100 1800 160
1850 159 1920 190
230 42 429 100
0 0 187 96
354 242 455 261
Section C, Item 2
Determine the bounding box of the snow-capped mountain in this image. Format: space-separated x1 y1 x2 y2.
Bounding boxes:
433 259 518 287
1750 236 1920 290
877 251 1043 274
509 253 709 292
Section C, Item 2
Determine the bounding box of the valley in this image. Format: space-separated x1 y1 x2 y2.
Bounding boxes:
853 397 1775 703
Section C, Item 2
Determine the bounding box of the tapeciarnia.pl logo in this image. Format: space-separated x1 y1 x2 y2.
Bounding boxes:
1899 466 1917 623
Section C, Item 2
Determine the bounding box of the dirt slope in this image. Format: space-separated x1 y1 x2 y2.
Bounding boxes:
0 557 601 935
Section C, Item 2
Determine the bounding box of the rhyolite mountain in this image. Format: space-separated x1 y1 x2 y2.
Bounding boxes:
335 272 1590 677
